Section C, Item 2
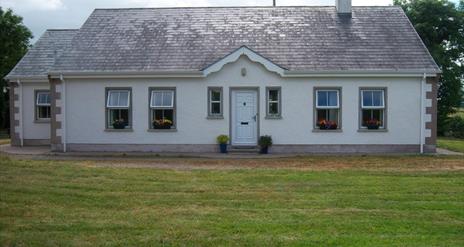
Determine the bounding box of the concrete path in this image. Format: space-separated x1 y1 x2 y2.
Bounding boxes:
1 144 462 159
436 148 464 156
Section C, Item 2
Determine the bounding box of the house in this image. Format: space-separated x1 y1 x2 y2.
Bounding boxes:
5 1 441 153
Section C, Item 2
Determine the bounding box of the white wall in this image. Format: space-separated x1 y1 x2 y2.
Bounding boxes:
64 56 422 145
21 82 50 140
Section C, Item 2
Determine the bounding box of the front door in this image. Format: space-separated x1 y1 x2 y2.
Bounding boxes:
231 90 258 146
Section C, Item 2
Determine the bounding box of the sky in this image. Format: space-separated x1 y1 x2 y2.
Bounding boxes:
1 0 396 43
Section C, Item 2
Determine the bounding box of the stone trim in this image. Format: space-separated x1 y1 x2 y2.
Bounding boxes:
49 78 63 152
424 76 438 153
8 81 20 146
65 143 422 154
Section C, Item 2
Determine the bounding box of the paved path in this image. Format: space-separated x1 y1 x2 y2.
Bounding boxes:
1 144 462 160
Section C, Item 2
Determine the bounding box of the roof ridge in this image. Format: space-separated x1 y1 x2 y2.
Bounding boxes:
46 29 79 31
93 5 396 11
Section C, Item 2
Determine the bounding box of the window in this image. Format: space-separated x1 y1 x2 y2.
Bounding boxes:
35 91 51 120
266 87 281 118
360 89 386 129
208 87 222 117
315 89 340 129
150 88 175 129
106 89 131 129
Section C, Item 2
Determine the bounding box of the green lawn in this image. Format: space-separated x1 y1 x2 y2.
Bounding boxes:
438 137 464 153
1 156 464 246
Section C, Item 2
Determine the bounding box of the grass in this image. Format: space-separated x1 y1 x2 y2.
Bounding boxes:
438 137 464 153
0 156 463 246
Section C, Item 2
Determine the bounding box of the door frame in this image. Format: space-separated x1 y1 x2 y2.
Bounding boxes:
229 87 260 146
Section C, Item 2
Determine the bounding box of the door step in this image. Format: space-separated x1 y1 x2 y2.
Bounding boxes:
229 146 259 154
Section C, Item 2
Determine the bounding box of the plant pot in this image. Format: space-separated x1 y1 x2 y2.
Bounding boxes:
367 125 380 130
219 143 228 153
260 146 269 154
113 122 126 129
153 124 172 129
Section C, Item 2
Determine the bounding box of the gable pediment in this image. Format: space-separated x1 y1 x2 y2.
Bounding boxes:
202 46 286 77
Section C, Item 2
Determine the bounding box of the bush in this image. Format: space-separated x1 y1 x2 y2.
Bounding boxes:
258 135 273 147
216 135 229 144
445 116 464 139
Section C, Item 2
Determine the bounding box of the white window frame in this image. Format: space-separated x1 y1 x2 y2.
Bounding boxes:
150 90 174 108
361 90 385 109
360 89 386 129
106 90 131 108
35 90 51 121
208 87 223 117
266 87 281 118
316 90 340 109
105 88 132 129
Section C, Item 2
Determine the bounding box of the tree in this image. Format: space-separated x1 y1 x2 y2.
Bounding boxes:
395 0 464 135
0 7 32 131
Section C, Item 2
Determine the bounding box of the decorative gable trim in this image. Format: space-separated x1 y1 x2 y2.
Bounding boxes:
202 46 286 77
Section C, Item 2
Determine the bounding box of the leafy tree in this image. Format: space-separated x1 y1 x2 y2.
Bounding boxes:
0 7 32 130
395 0 464 135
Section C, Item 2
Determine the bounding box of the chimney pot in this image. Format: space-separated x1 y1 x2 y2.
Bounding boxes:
336 0 352 15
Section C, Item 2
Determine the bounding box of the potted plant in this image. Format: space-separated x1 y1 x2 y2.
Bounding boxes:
366 119 381 129
318 120 338 130
112 119 126 129
258 135 273 154
153 119 173 129
216 135 229 153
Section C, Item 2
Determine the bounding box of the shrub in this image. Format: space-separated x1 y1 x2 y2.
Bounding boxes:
446 116 464 139
258 135 273 147
216 135 229 144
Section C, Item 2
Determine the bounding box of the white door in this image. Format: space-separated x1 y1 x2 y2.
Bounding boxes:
232 90 258 146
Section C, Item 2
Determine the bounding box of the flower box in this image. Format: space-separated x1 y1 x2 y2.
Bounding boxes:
153 119 173 129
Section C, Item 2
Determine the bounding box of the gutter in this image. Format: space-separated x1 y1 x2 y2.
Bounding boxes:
17 79 24 147
60 74 67 153
420 72 426 154
47 70 441 79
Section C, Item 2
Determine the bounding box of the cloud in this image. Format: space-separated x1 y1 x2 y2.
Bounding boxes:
0 0 65 11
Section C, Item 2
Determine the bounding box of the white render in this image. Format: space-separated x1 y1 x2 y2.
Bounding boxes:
57 56 423 146
20 82 51 141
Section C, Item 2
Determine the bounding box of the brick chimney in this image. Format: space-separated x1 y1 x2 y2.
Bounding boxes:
336 0 352 16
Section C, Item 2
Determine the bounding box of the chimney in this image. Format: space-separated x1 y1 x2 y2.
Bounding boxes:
336 0 352 16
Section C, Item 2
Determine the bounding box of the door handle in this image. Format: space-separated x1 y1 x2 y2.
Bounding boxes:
252 114 257 122
241 122 249 125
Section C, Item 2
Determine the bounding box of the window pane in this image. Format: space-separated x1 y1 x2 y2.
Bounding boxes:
211 90 221 101
211 102 221 114
37 106 51 119
269 90 279 101
316 109 338 128
269 102 279 115
317 91 327 107
162 91 173 107
152 91 163 107
109 109 129 127
372 91 383 107
37 92 50 105
108 91 129 107
328 91 338 106
362 91 373 107
362 109 384 127
118 91 129 107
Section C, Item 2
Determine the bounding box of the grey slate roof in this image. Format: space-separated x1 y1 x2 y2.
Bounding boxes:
6 29 77 79
10 6 441 77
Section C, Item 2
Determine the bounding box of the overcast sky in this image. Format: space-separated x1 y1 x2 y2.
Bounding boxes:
1 0 395 43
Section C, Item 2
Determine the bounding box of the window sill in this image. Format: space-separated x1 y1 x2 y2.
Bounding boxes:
358 129 388 132
147 128 178 132
265 115 282 120
34 120 51 124
206 116 224 120
312 129 343 133
105 128 133 132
